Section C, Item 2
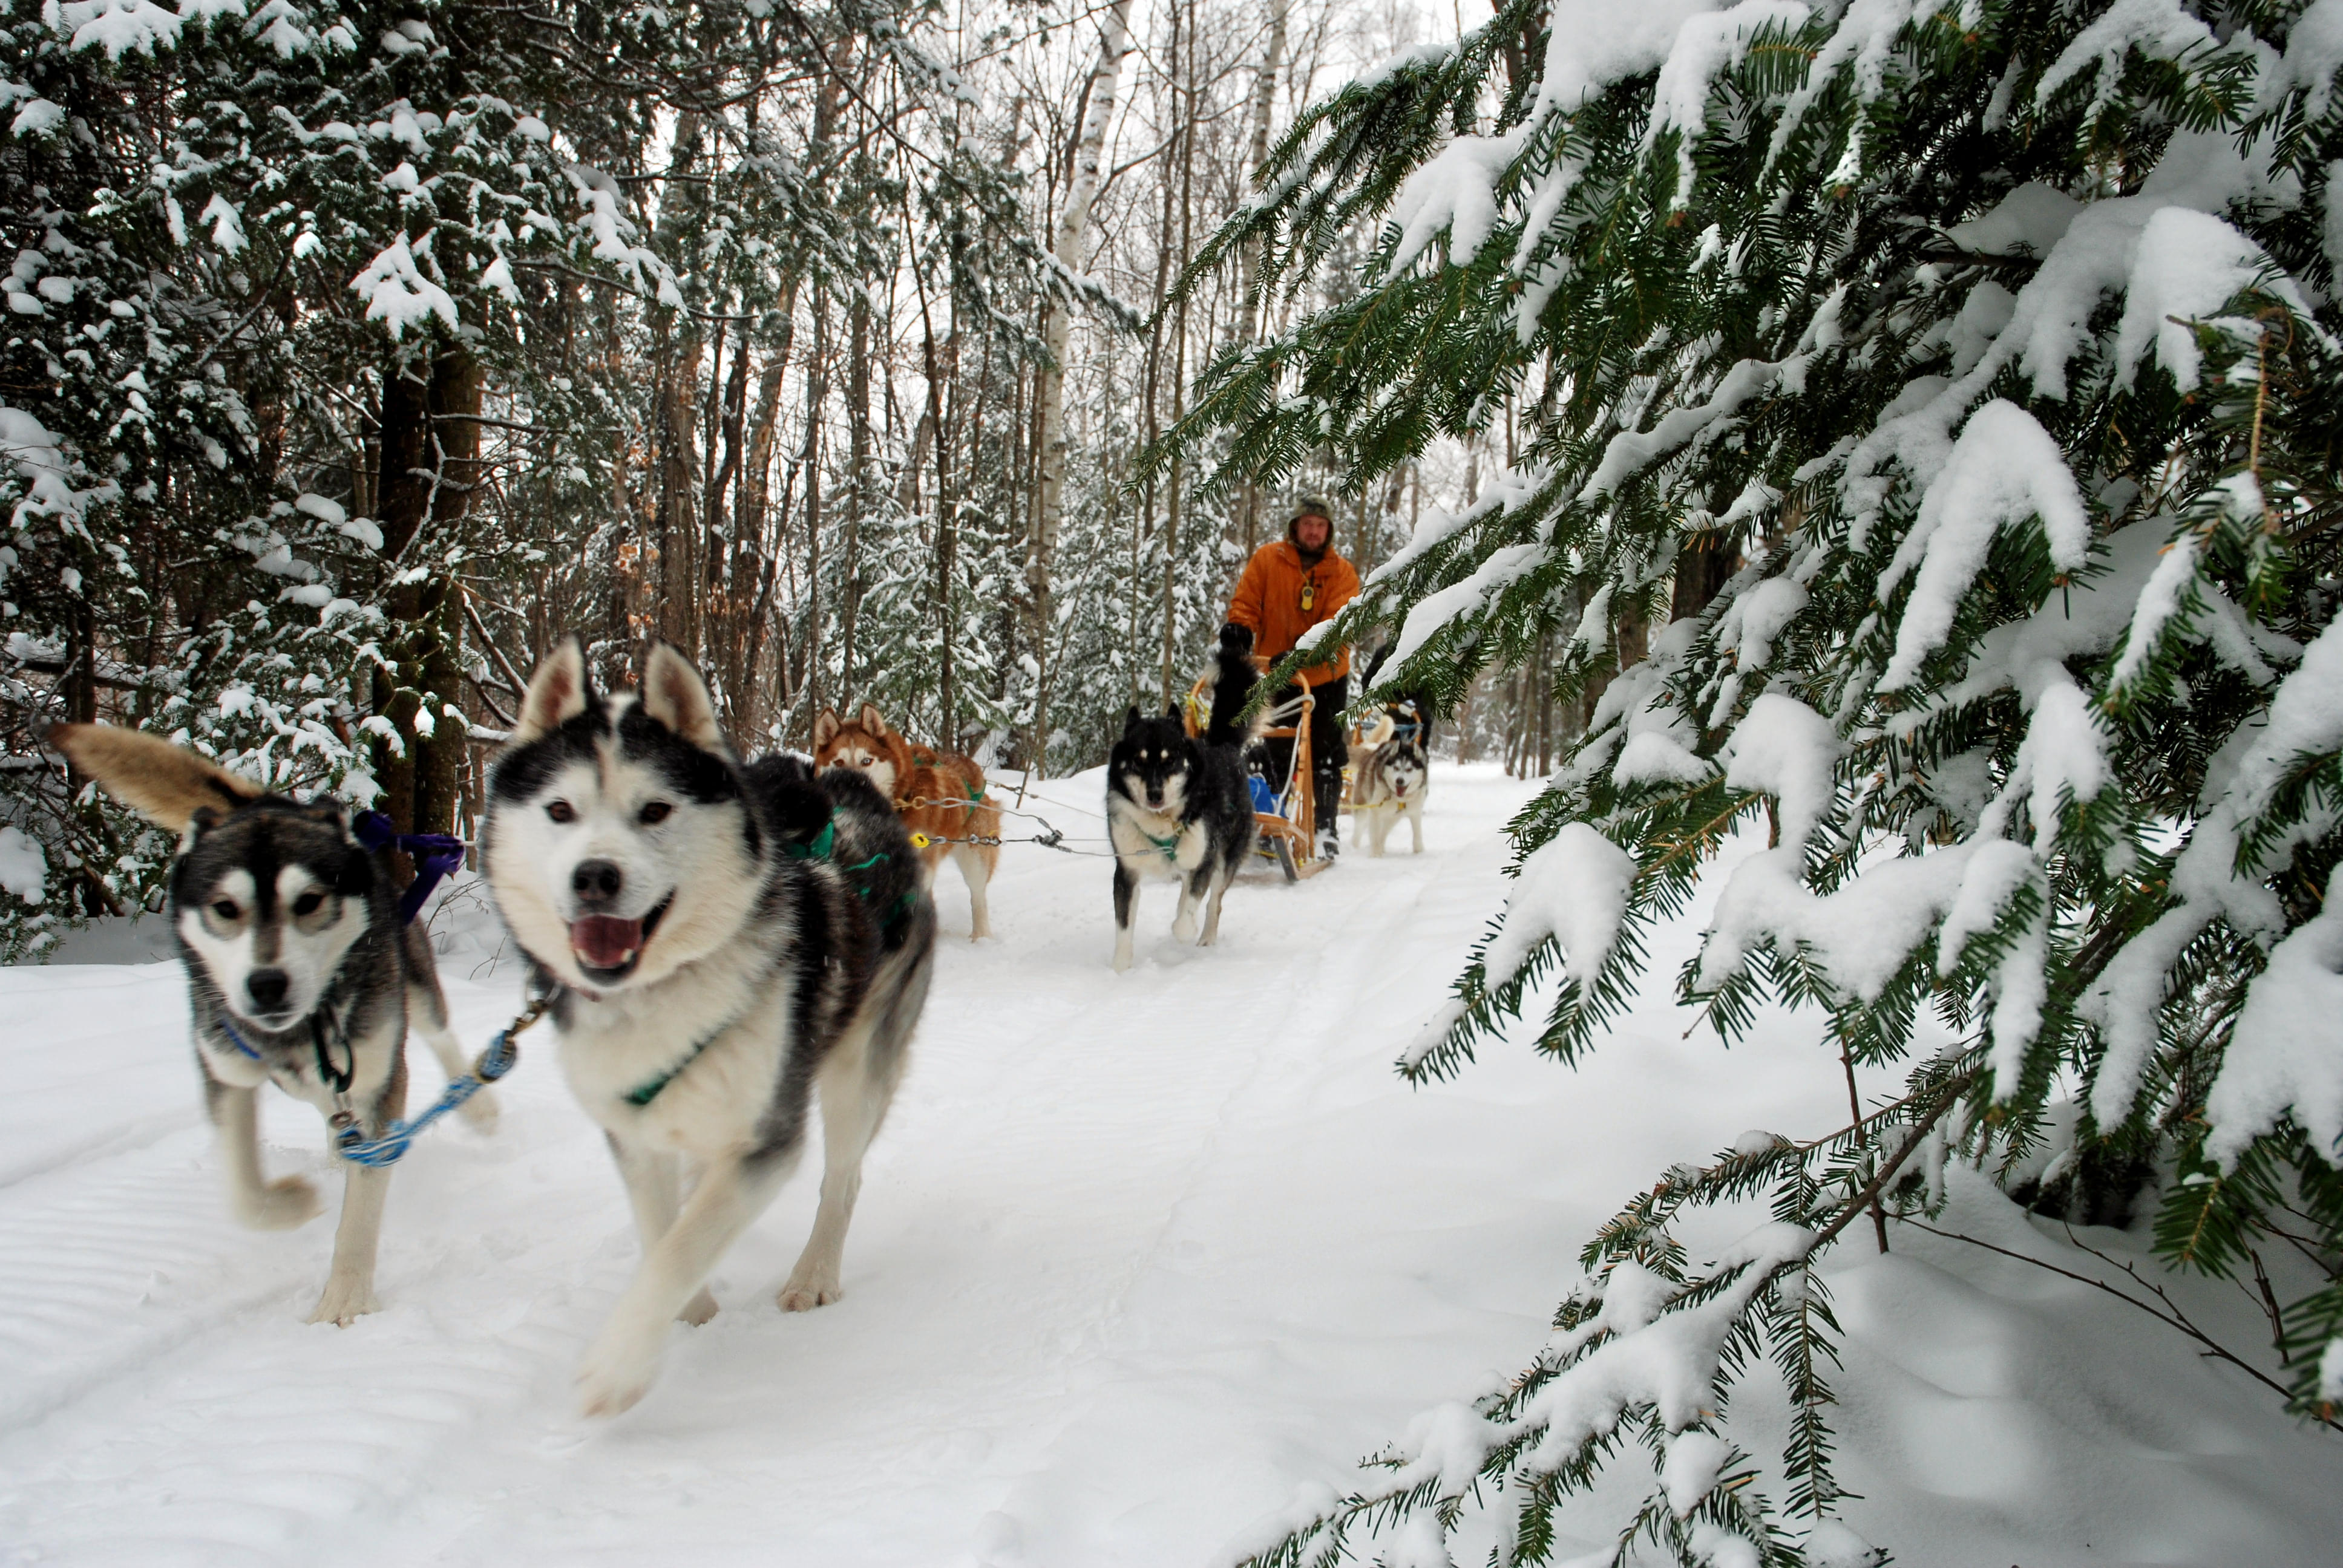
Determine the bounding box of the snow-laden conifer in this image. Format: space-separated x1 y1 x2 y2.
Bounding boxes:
1170 1 2343 1561
0 1 959 952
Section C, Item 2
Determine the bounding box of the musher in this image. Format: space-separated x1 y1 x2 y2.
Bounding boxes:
1223 496 1360 857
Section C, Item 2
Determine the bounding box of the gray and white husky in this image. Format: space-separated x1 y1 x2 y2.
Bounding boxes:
47 724 493 1325
1350 733 1428 856
482 639 935 1416
1106 624 1265 970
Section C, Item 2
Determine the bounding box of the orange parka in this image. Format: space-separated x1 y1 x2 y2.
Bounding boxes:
1225 538 1360 685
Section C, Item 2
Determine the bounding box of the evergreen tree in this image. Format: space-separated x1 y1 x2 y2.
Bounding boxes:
1170 1 2343 1561
0 1 953 953
1 0 579 950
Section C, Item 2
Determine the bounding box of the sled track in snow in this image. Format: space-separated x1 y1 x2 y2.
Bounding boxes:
4 765 2341 1567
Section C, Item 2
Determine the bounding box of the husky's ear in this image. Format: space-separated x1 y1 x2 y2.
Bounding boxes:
812 708 841 751
514 636 590 742
1121 705 1142 735
857 703 888 738
641 641 726 751
48 724 263 833
1164 702 1181 721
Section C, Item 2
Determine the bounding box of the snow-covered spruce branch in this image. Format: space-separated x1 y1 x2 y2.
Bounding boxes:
1234 1069 1973 1568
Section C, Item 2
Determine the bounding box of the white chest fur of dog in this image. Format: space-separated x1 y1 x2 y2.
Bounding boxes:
555 947 791 1157
1107 800 1210 880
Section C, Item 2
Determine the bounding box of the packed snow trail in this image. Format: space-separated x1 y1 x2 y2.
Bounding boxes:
1 765 2338 1567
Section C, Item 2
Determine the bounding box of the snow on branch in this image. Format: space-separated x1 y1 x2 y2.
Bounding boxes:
1482 823 1639 995
1647 2 1813 203
349 235 457 340
566 165 685 309
0 404 116 544
1876 400 2088 691
2206 869 2343 1167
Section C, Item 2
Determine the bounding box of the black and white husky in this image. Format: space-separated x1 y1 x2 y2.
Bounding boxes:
482 639 935 1416
1106 624 1264 970
47 724 493 1325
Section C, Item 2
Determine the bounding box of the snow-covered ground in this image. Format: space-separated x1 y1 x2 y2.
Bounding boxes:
0 763 2335 1567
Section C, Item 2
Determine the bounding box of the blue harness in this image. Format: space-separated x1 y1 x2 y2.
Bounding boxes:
352 812 466 924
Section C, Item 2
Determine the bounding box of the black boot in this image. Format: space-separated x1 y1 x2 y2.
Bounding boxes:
1314 771 1343 859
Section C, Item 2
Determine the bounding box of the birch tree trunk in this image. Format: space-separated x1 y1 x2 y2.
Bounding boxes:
1026 0 1134 771
1159 0 1198 704
1234 0 1287 560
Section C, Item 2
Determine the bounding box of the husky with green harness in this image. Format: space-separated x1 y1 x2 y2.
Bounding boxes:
1105 625 1270 970
482 639 936 1417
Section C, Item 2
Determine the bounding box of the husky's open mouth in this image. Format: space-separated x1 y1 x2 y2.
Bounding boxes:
569 893 672 982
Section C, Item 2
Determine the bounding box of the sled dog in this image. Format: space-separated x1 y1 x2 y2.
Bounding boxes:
1349 730 1428 856
813 705 998 940
46 724 493 1325
1106 624 1265 970
482 640 935 1416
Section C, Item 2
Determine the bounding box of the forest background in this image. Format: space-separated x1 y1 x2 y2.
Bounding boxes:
0 0 1538 955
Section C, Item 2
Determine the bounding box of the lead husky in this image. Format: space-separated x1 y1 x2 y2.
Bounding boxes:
1107 624 1264 970
46 724 493 1325
482 639 935 1416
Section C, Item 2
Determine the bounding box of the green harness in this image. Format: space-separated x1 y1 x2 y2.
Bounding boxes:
622 810 913 1110
781 818 837 861
1143 828 1183 864
623 1024 727 1108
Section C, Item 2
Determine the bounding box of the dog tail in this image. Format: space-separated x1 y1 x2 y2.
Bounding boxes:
1204 623 1267 750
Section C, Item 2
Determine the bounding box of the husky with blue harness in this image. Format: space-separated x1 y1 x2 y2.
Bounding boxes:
45 723 498 1325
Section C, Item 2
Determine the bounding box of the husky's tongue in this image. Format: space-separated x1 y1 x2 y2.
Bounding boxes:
571 915 643 970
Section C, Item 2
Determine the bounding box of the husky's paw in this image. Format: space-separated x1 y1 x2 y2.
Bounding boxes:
237 1175 323 1230
778 1266 842 1312
1172 913 1198 944
677 1288 719 1326
458 1088 500 1134
1112 939 1135 973
307 1278 379 1326
576 1333 663 1418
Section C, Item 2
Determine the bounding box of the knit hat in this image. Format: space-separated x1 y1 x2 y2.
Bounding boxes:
1289 495 1335 526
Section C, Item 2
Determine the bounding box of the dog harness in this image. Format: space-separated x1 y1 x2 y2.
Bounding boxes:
214 988 358 1097
336 1001 534 1166
784 807 920 944
622 1014 729 1108
1142 827 1182 864
617 808 925 1111
211 987 532 1168
781 818 838 861
351 812 467 926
